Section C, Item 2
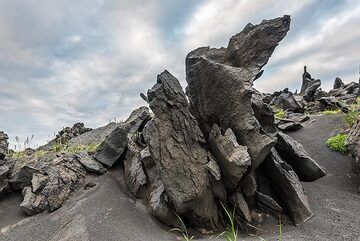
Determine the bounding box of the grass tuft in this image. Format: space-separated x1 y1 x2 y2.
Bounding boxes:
344 108 359 128
219 202 238 241
168 213 195 241
326 134 348 153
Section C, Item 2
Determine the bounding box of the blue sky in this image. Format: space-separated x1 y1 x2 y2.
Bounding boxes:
0 0 359 148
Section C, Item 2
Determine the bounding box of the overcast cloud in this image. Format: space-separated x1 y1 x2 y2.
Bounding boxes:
0 0 359 147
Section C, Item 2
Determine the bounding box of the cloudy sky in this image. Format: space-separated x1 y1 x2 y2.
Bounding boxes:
0 0 359 148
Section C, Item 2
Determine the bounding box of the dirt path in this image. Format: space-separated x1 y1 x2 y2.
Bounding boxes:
278 114 360 241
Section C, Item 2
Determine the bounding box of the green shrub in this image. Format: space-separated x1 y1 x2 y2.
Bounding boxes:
326 134 348 153
272 106 286 119
321 108 340 115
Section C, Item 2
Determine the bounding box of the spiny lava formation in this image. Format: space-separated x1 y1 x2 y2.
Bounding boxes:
1 15 328 234
94 15 325 231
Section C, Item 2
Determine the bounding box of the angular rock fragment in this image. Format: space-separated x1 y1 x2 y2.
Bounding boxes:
318 97 350 113
20 186 48 215
270 92 303 112
124 139 147 198
252 90 277 134
144 70 218 229
94 106 150 167
42 154 87 212
231 192 252 222
208 124 251 189
0 131 9 160
241 171 257 197
277 121 303 132
275 132 326 182
31 173 48 193
186 16 291 166
76 152 106 174
256 191 282 213
333 77 344 89
264 149 313 225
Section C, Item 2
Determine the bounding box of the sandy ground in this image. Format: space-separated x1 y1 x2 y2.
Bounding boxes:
0 114 359 241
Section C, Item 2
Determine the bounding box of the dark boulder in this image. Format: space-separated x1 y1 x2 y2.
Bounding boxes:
333 77 344 89
270 92 303 113
318 97 350 113
252 90 277 134
275 132 326 182
76 152 106 174
94 106 151 167
264 149 313 225
144 70 218 229
186 16 291 167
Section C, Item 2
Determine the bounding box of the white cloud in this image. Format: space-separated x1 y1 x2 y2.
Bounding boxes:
0 0 359 148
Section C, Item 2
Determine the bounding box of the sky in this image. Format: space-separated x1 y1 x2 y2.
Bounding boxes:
0 0 359 148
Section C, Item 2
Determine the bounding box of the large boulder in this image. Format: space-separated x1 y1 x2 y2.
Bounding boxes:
270 91 303 113
299 66 321 102
143 70 218 229
318 97 350 113
275 132 326 182
186 16 291 167
94 107 151 167
264 149 313 225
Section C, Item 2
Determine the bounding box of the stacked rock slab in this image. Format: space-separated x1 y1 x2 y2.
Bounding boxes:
186 16 291 168
94 107 151 167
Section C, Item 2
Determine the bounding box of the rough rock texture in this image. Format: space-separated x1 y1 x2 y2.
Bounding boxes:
94 107 151 167
76 152 106 174
144 70 218 229
186 16 291 167
270 91 303 112
318 97 350 113
264 149 313 225
124 138 147 198
333 77 344 89
0 131 8 160
252 90 277 134
277 121 303 132
208 124 251 189
346 119 360 174
0 131 10 197
276 132 326 182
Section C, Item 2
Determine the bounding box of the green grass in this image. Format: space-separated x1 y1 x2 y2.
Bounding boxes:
218 202 238 241
321 108 341 115
326 134 348 153
67 143 100 154
272 106 286 119
344 108 359 128
169 213 195 241
10 151 26 158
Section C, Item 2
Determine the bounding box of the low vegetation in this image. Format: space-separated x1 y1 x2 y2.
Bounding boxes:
272 106 286 119
321 108 340 115
326 134 348 153
345 108 359 128
219 202 238 241
169 213 195 241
